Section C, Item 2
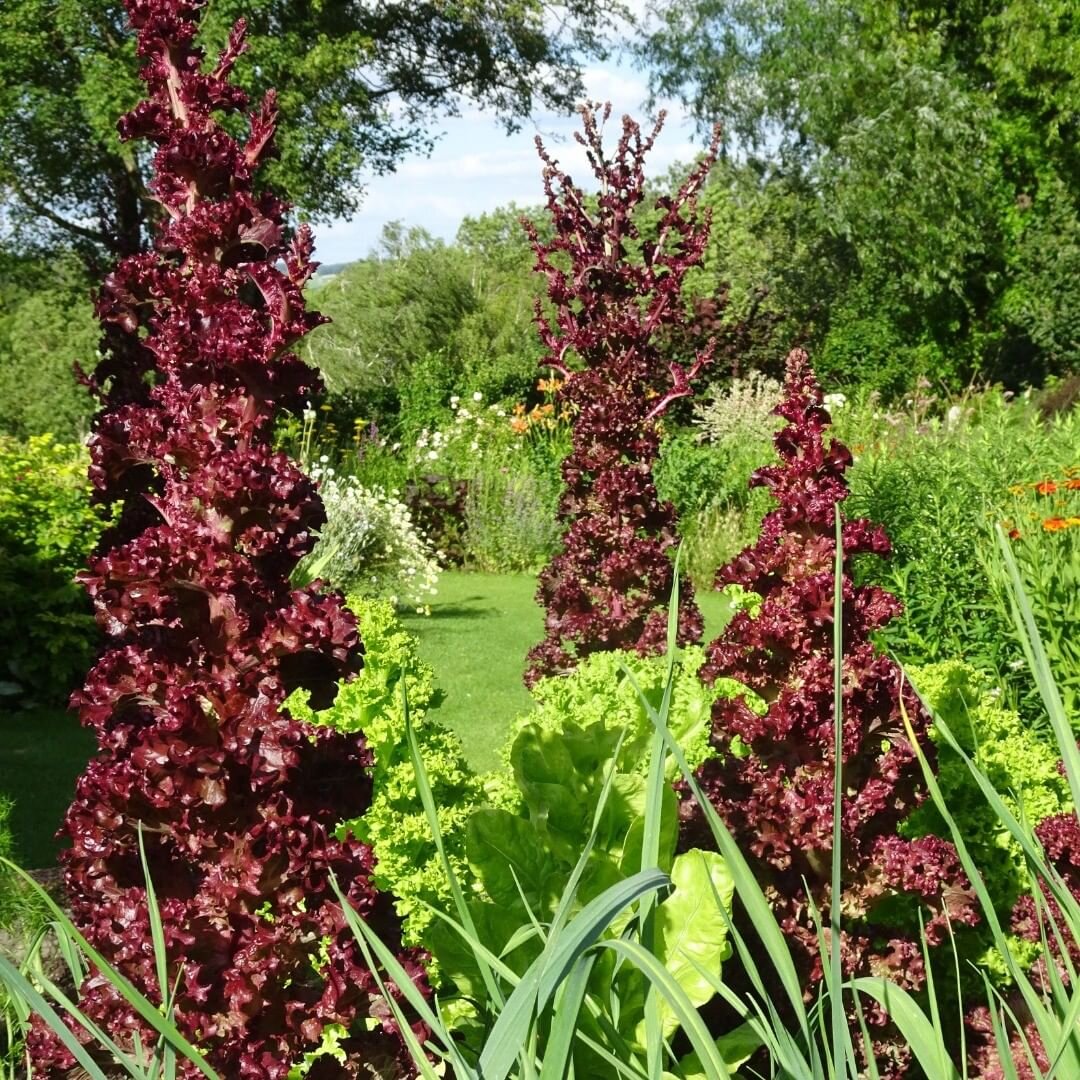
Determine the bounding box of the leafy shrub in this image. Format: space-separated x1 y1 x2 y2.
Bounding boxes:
35 6 426 1074
655 384 780 591
0 257 98 442
400 387 569 571
408 392 509 474
654 430 743 516
459 385 570 572
397 350 466 440
289 597 495 962
1034 371 1080 418
0 435 105 698
691 372 782 445
998 175 1080 385
304 464 441 611
303 225 478 402
655 425 775 519
991 473 1080 721
692 350 978 1068
402 474 469 565
844 391 1079 714
679 502 768 594
464 455 561 572
816 295 946 400
303 218 543 438
524 107 719 684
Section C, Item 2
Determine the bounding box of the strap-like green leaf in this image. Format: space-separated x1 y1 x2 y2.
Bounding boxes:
849 978 961 1080
479 869 668 1080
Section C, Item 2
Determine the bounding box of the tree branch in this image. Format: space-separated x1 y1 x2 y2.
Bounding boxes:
2 174 114 249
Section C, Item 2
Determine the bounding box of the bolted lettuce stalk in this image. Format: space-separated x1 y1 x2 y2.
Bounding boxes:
524 105 719 687
690 349 978 1077
29 2 427 1076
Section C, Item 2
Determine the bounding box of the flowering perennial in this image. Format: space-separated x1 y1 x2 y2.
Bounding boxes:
31 2 425 1076
691 349 977 1075
308 465 441 612
691 372 783 446
524 105 719 685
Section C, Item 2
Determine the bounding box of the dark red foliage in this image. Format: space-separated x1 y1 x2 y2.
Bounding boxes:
658 287 783 396
969 811 1080 1078
966 1003 1050 1080
1011 813 1080 965
523 105 719 686
689 349 978 1074
28 4 426 1076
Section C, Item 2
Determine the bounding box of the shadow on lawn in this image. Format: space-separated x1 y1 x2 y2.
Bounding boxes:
423 598 505 620
0 706 95 869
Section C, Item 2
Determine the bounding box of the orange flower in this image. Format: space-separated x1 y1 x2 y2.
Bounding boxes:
1035 480 1058 495
1043 517 1069 532
1067 478 1080 491
1008 528 1021 540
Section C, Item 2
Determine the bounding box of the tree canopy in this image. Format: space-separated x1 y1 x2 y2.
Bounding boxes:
641 0 1080 387
0 0 624 267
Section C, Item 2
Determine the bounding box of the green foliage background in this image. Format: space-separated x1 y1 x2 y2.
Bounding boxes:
0 435 106 697
643 0 1080 390
0 257 97 441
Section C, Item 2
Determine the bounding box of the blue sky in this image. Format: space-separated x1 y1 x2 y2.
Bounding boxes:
314 26 703 265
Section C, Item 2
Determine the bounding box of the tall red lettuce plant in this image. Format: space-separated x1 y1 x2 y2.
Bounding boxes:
689 349 978 1075
29 2 426 1076
523 105 719 686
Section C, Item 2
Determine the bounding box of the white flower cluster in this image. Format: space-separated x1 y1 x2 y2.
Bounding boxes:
692 372 784 445
412 391 510 468
309 464 441 612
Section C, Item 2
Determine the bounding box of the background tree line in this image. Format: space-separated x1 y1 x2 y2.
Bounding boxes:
3 0 1080 442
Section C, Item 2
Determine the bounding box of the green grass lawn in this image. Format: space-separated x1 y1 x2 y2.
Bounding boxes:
1 571 731 864
400 572 541 772
400 571 733 772
0 705 95 868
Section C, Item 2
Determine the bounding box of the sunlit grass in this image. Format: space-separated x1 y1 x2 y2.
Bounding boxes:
400 570 734 771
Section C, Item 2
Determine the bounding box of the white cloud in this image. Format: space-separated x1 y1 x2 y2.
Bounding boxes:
312 52 709 264
393 147 540 182
579 65 651 109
